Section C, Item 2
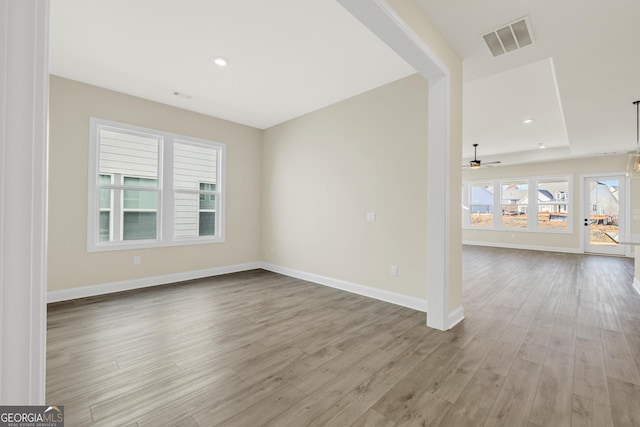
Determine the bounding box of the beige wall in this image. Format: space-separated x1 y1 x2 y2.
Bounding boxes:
261 3 464 306
48 76 263 291
386 0 464 310
262 74 429 299
462 154 629 251
48 1 466 309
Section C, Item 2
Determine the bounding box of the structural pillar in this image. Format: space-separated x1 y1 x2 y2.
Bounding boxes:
0 0 49 404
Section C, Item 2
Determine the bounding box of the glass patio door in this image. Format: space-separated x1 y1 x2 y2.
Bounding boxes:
583 176 626 256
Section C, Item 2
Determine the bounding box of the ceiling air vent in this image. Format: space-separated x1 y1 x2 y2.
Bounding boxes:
482 17 534 57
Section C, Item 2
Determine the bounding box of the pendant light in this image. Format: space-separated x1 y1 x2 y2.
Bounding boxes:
628 100 640 174
635 100 639 144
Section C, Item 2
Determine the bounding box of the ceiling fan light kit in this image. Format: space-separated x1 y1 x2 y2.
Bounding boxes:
465 143 501 169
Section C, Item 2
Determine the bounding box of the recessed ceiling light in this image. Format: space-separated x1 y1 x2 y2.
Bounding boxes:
538 143 546 149
212 57 228 67
172 91 192 100
523 119 534 124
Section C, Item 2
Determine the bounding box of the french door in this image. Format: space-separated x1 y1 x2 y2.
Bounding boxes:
583 176 626 256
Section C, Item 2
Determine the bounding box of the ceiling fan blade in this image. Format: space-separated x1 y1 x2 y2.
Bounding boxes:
461 160 502 169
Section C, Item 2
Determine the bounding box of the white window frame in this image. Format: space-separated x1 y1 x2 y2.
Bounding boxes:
466 182 495 228
499 179 529 229
536 177 571 231
98 173 114 242
463 175 572 233
87 118 226 252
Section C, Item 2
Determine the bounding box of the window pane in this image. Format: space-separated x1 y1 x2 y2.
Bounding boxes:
175 191 216 238
175 192 199 238
538 180 569 230
199 212 215 236
123 185 157 210
123 212 157 240
501 181 528 228
174 142 217 190
98 129 159 181
538 205 569 229
470 184 493 227
99 175 112 209
99 188 111 209
123 176 158 188
200 182 216 192
199 190 215 210
99 211 110 241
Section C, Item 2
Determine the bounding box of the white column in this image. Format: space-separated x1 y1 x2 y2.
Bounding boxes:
425 76 450 331
337 0 456 330
0 0 49 404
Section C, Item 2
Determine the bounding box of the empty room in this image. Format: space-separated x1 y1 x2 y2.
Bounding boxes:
2 0 640 426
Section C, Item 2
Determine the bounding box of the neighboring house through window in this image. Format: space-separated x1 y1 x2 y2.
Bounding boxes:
463 175 571 233
469 183 494 228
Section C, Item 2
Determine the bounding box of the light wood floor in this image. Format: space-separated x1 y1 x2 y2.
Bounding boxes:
47 246 640 426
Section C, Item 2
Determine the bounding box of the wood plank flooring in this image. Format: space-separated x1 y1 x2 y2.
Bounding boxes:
46 246 640 426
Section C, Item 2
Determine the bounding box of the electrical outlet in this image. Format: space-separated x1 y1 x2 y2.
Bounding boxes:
390 265 398 276
133 256 141 265
367 212 376 222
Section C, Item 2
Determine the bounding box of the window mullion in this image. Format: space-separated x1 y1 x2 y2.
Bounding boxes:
528 179 537 229
493 179 501 228
162 137 173 243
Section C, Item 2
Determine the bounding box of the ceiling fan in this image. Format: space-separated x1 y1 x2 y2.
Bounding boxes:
463 143 501 169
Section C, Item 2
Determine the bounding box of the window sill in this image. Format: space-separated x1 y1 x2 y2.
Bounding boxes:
87 236 225 253
462 226 572 234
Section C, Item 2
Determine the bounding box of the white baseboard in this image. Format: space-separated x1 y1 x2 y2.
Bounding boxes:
448 306 465 328
261 262 428 312
47 262 262 303
49 261 471 329
463 240 582 254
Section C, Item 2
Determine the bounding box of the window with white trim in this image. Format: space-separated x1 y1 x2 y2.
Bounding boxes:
463 175 571 233
88 118 225 251
537 179 569 230
469 183 494 228
500 181 528 228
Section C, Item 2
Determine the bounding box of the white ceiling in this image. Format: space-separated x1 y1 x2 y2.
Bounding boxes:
418 0 640 163
51 0 640 165
50 0 415 130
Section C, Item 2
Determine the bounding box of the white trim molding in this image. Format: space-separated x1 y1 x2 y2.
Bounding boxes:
261 263 428 312
87 117 227 253
47 262 261 303
633 276 640 297
0 0 49 405
448 306 465 329
48 261 430 314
